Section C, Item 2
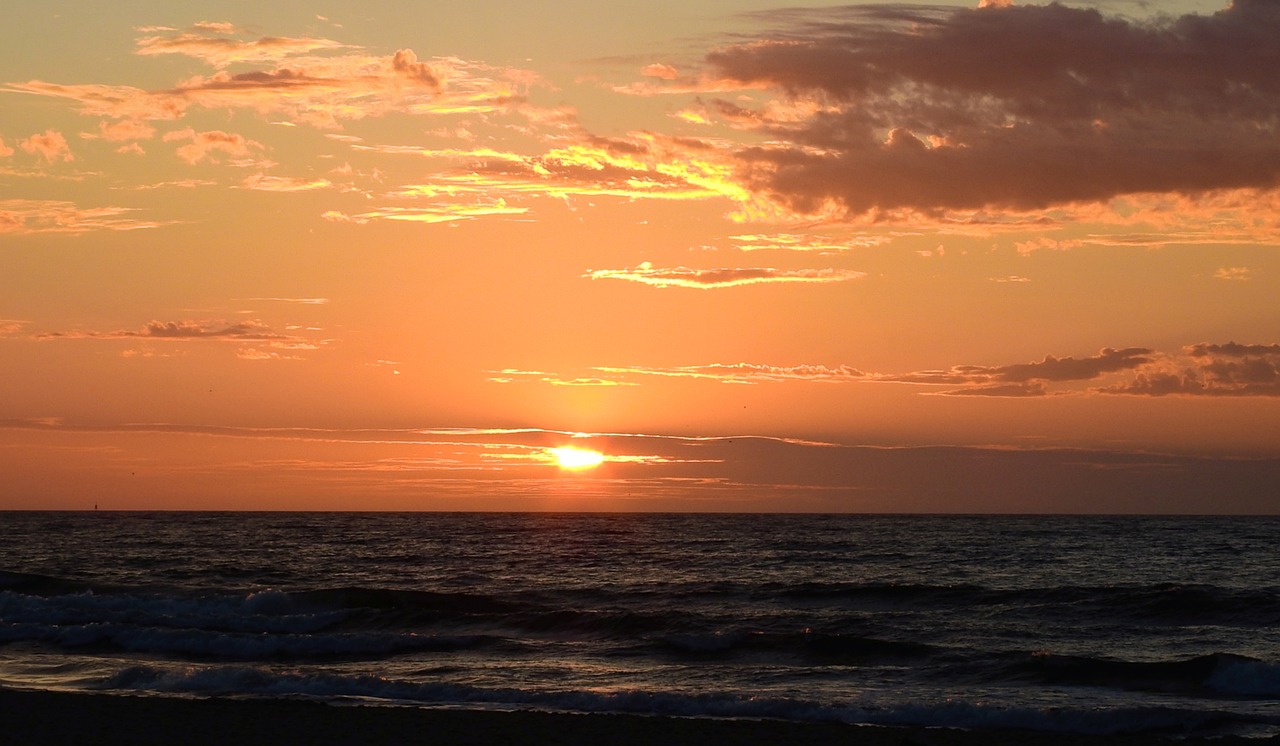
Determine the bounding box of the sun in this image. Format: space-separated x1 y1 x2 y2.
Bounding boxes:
550 446 605 470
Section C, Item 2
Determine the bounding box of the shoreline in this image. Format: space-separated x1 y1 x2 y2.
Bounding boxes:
2 688 1276 746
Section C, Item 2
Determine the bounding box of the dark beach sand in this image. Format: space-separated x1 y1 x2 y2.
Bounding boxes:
2 688 1276 746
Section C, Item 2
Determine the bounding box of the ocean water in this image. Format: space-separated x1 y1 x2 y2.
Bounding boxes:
1 512 1279 736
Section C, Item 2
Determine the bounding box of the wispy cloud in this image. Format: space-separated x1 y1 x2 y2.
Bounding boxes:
1214 266 1254 281
352 132 754 218
498 344 1280 398
82 119 157 143
34 319 295 341
324 200 527 225
245 297 330 305
0 199 163 234
6 26 537 132
240 173 334 192
729 232 892 253
585 262 865 289
134 24 350 67
595 363 868 384
486 369 641 386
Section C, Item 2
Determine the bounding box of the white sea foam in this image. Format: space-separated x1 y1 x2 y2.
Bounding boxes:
96 663 1267 735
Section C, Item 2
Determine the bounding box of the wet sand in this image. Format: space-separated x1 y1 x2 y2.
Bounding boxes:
2 688 1275 746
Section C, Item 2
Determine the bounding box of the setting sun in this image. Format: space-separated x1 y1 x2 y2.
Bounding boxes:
550 447 606 470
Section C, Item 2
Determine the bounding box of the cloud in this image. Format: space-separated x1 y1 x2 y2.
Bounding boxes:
86 119 157 142
4 418 1278 511
330 200 528 225
693 1 1280 218
880 347 1154 396
913 343 1280 398
590 350 1148 391
981 347 1155 384
595 363 868 384
640 63 681 80
240 173 333 192
1214 266 1254 281
937 382 1049 398
585 262 865 288
163 128 262 165
486 369 640 386
729 232 892 252
3 81 188 122
366 132 753 210
245 297 330 305
7 31 536 131
129 179 217 190
0 199 163 234
35 319 295 342
20 130 73 162
0 137 13 157
1102 342 1280 397
134 25 349 67
1015 237 1082 255
497 343 1280 398
390 49 442 89
236 347 304 361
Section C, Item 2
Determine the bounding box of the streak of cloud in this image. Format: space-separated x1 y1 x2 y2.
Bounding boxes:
595 362 868 384
585 262 865 289
0 199 163 234
134 25 349 67
326 200 528 224
34 319 297 342
240 173 334 192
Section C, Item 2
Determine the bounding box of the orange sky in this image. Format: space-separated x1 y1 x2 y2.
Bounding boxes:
2 1 1279 512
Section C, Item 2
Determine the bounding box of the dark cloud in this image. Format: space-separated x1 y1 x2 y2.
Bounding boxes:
705 2 1280 216
391 49 441 90
1102 341 1280 396
175 69 334 94
890 347 1153 393
1187 342 1280 358
996 347 1154 382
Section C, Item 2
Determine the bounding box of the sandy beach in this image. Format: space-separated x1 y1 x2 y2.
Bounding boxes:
1 688 1275 746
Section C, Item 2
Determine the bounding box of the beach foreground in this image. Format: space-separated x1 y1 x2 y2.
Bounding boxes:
1 689 1275 746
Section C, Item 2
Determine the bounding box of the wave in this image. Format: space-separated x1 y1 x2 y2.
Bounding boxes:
995 652 1280 698
769 580 1280 626
653 629 935 663
0 579 526 661
96 663 1269 736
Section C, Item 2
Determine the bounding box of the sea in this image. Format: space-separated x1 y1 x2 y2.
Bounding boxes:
2 512 1279 737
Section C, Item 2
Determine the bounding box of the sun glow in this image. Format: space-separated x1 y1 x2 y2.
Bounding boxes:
550 446 605 470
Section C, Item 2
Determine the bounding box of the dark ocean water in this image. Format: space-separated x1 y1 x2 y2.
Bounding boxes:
1 512 1279 736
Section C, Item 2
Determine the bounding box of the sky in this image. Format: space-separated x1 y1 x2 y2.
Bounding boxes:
2 0 1279 512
